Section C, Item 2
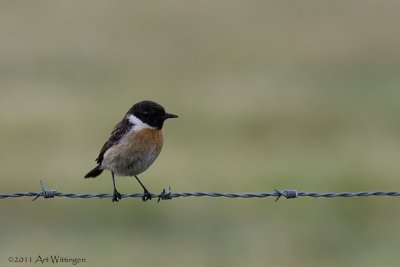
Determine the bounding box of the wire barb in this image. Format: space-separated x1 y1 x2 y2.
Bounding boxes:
157 187 173 203
32 180 57 201
274 189 298 202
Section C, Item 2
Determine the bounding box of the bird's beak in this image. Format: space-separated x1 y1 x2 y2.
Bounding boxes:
164 113 178 120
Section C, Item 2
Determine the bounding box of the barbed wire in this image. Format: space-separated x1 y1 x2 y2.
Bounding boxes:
0 181 399 202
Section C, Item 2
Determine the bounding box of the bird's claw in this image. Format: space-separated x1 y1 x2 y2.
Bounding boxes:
142 190 152 202
112 190 122 202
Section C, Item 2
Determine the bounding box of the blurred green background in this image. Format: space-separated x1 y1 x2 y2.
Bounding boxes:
1 1 400 266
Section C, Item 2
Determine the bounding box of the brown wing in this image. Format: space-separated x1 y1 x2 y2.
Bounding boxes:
95 118 132 164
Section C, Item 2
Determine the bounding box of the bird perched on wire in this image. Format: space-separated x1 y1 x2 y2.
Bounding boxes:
84 100 178 202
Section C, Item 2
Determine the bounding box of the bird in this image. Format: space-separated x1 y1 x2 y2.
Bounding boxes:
84 100 178 202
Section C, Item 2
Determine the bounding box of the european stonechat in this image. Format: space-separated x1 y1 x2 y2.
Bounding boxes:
84 100 178 202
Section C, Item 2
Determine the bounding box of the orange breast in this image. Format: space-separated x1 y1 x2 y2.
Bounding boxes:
124 128 164 154
102 128 164 176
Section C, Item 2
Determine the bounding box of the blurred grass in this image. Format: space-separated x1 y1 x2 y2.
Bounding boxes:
1 1 400 266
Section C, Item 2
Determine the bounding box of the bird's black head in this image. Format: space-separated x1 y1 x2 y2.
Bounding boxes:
127 100 178 129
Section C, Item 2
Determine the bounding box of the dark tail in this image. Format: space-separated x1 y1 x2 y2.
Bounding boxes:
84 165 103 178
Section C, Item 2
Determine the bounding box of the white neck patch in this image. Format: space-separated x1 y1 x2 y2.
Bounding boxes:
127 114 154 131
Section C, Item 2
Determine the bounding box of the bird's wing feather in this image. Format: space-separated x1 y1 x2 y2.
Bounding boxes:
95 118 132 164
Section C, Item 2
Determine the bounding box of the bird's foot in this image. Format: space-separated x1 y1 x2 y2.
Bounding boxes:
112 190 122 202
142 189 152 202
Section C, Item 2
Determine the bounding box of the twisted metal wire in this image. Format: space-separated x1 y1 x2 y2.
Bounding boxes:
0 181 400 201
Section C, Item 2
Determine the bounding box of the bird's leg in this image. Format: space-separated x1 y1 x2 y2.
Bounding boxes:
134 175 152 201
111 171 122 202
